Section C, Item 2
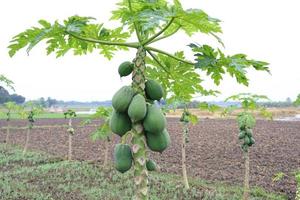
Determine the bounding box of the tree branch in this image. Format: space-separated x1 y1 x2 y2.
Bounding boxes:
128 0 142 43
66 31 139 49
146 50 172 76
145 46 194 66
142 18 175 46
149 25 181 44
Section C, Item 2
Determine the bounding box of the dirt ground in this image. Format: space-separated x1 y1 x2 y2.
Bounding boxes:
0 118 299 199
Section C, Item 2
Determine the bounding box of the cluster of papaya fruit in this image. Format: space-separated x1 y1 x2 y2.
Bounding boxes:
238 126 255 152
237 112 256 152
111 61 170 173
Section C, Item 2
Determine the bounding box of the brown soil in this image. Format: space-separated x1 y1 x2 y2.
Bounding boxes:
0 118 299 199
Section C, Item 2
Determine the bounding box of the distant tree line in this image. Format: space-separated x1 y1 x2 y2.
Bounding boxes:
0 86 25 104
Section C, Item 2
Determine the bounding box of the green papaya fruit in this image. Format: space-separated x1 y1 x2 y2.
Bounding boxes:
244 136 251 145
145 80 164 101
118 61 134 77
114 144 132 173
249 137 255 146
246 128 253 137
146 129 171 153
112 86 135 112
128 94 147 122
238 131 246 139
110 110 132 137
143 104 166 133
146 159 157 171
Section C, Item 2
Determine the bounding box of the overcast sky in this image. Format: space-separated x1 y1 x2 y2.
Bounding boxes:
1 0 299 102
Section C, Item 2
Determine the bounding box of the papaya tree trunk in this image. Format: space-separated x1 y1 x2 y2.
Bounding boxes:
5 121 10 145
131 47 148 200
182 123 190 189
23 127 30 155
103 138 109 168
68 118 73 161
243 151 250 200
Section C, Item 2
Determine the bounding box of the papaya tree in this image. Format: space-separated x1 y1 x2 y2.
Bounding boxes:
3 101 20 145
224 93 272 200
64 109 77 161
83 106 113 168
8 1 269 199
19 102 43 155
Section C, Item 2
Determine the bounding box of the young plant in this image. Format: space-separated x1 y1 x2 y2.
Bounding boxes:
224 93 272 200
83 106 113 168
19 102 43 155
64 109 77 161
3 101 20 145
8 1 269 199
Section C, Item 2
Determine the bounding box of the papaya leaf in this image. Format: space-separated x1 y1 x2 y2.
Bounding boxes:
8 16 131 59
189 43 269 86
146 51 212 103
198 102 221 113
189 114 198 125
0 75 14 91
237 112 256 129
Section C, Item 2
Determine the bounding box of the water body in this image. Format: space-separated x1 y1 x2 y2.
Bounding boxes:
275 114 300 121
76 109 96 115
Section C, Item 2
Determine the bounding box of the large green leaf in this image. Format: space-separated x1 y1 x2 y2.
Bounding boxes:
112 0 221 41
189 43 270 86
8 16 131 59
146 51 215 103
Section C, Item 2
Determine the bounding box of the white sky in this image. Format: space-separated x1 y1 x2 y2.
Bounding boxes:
0 0 299 102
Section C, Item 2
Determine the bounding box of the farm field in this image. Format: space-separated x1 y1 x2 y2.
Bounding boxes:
0 118 298 199
0 144 285 200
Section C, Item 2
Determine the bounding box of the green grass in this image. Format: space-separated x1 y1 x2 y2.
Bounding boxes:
0 144 287 200
0 112 91 120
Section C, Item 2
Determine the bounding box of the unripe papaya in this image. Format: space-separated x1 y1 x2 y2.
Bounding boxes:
145 80 163 101
128 94 147 122
244 136 251 145
246 128 253 137
110 110 132 137
238 131 246 139
114 144 132 173
146 159 157 171
146 129 171 153
112 86 135 112
249 137 255 145
143 104 166 133
118 61 134 77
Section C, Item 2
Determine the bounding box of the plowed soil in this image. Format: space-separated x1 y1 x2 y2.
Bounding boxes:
0 118 299 199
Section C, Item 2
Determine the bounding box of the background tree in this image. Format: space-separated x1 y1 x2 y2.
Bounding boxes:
224 93 272 200
294 94 300 107
3 101 20 145
8 1 269 199
19 102 43 155
64 109 77 161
